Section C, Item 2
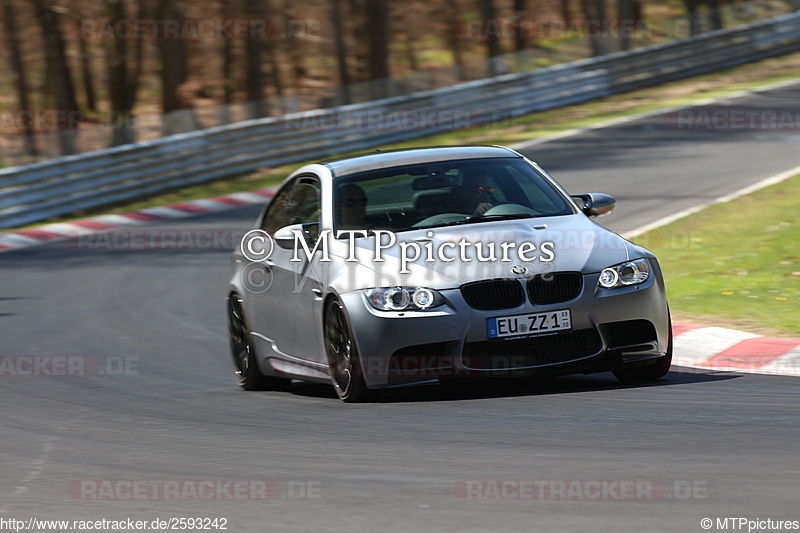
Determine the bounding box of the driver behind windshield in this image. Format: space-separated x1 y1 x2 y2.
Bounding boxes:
451 168 496 216
336 183 367 229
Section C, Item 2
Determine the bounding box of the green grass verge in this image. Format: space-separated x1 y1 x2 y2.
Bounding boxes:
633 174 800 337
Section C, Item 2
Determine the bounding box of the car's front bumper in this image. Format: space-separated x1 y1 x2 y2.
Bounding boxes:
340 267 670 389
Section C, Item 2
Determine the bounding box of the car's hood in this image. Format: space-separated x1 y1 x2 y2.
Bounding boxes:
327 214 637 292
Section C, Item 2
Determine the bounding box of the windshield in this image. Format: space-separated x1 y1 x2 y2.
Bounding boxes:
333 157 575 232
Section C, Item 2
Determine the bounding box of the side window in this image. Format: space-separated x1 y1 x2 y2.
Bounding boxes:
261 177 321 234
292 179 321 225
261 184 295 234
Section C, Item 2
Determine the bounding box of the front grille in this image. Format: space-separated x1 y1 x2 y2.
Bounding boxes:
526 272 583 305
462 329 602 370
461 279 525 310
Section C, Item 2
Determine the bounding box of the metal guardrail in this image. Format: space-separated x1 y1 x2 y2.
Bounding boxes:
2 11 800 229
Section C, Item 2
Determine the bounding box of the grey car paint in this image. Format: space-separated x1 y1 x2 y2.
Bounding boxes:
227 145 671 399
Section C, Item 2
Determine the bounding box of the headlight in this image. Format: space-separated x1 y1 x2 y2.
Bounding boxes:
598 258 649 289
365 287 444 311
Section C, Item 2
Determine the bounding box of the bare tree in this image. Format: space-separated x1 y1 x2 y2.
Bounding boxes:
155 0 192 116
443 0 466 80
561 0 573 25
709 0 725 30
106 0 144 145
513 0 528 52
331 0 352 103
478 0 502 75
242 0 269 118
618 0 632 51
348 0 368 82
266 36 285 98
71 2 98 113
683 0 702 36
2 0 38 156
366 0 390 99
282 0 307 86
581 0 609 56
220 0 236 107
32 0 80 154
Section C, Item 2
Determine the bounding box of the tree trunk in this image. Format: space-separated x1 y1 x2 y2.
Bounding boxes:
513 0 528 52
366 0 390 99
594 0 608 52
267 40 284 98
709 0 724 30
683 0 701 36
73 4 97 113
445 0 466 80
349 0 369 82
617 0 632 51
402 32 419 71
478 0 502 75
156 0 192 114
2 0 38 156
581 0 608 56
32 0 80 154
283 0 307 85
560 0 573 25
221 0 235 107
331 0 352 103
106 0 144 145
242 0 268 118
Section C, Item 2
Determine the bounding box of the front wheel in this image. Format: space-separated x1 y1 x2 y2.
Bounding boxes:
612 316 673 384
228 294 287 391
324 299 370 402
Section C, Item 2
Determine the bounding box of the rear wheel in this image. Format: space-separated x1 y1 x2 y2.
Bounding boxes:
324 299 370 402
228 294 287 391
612 316 673 384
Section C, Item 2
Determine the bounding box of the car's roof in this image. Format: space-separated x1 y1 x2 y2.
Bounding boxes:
319 145 522 176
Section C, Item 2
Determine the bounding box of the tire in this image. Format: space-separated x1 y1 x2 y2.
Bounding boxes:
612 315 673 384
324 298 370 402
227 294 287 391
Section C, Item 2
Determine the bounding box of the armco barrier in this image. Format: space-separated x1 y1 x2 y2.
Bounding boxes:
1 11 799 229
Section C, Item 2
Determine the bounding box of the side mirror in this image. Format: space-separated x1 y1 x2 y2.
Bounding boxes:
273 222 320 249
571 193 616 218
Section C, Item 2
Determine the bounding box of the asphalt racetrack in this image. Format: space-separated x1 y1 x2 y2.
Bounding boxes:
1 82 799 532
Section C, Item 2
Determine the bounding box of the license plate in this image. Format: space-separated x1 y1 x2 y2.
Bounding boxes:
488 309 572 339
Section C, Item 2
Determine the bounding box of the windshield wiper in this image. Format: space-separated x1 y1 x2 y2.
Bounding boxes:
463 213 534 224
409 220 470 231
406 213 535 231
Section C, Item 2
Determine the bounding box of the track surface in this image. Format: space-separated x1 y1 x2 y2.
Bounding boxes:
1 83 799 532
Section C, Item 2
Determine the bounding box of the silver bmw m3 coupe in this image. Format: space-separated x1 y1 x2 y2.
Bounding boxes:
227 146 671 401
